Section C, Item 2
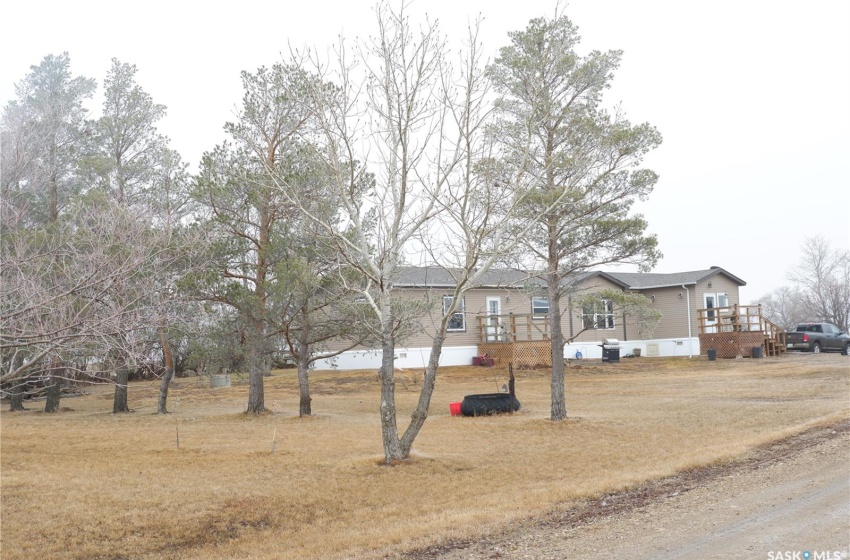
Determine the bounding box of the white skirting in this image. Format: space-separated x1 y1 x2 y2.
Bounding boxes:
309 337 702 371
564 337 700 360
310 345 480 371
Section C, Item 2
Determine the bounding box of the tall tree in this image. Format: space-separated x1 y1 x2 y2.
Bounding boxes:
1 54 96 410
0 53 95 226
85 58 168 207
487 12 662 420
84 59 191 413
194 63 315 414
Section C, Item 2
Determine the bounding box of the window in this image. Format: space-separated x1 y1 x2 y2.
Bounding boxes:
531 297 549 319
442 295 465 331
582 299 615 330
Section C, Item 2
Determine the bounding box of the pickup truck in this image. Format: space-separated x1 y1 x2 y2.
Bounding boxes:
785 322 850 354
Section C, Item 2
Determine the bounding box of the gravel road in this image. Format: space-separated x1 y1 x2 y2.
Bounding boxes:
403 420 850 560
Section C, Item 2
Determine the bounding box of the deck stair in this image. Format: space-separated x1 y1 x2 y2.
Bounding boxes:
697 304 786 358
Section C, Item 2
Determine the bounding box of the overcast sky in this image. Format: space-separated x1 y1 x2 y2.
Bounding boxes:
2 0 848 301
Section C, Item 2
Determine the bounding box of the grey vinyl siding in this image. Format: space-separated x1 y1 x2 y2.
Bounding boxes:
632 276 741 340
636 286 691 339
694 275 741 334
318 270 744 353
565 277 628 343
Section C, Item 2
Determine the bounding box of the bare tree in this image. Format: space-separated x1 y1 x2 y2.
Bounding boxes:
267 3 476 460
754 285 808 331
1 202 172 410
280 5 582 461
787 236 850 331
150 151 200 414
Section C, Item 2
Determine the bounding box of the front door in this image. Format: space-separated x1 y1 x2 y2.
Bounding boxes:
704 293 717 333
486 297 501 342
703 292 729 333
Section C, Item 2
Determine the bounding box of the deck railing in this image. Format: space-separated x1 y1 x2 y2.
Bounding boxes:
697 304 786 357
475 313 550 344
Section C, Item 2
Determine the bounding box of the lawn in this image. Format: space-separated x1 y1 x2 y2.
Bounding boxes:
1 354 847 560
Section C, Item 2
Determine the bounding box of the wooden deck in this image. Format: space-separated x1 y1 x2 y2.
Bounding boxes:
697 304 786 358
476 314 552 368
474 306 788 365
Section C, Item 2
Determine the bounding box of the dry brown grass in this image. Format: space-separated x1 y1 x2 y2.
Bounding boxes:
1 354 848 560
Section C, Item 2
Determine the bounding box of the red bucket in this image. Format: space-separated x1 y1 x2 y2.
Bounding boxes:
449 402 462 416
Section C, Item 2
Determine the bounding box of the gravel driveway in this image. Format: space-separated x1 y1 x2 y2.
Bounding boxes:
402 420 850 560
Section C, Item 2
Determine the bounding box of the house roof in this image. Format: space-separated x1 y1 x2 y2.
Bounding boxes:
394 267 631 290
606 267 746 289
394 266 531 288
394 266 745 290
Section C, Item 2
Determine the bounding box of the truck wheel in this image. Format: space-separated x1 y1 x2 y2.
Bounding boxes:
812 342 821 354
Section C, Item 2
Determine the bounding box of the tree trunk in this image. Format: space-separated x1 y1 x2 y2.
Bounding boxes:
9 383 26 411
157 327 176 414
44 361 65 413
44 373 61 413
157 367 175 414
379 321 403 463
113 367 130 413
245 327 266 414
297 354 312 417
296 313 313 416
548 271 567 421
399 334 443 457
247 367 265 414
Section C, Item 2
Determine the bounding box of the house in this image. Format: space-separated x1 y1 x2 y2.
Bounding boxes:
312 265 781 370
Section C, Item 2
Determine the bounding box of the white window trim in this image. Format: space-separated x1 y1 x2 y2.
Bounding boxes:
443 295 466 332
582 299 615 330
531 296 549 319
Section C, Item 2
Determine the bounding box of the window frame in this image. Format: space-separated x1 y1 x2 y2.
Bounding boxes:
531 296 549 319
442 295 466 332
581 298 615 330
